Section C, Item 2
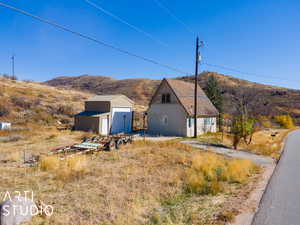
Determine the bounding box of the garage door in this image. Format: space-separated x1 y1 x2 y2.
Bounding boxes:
101 118 109 135
111 107 132 134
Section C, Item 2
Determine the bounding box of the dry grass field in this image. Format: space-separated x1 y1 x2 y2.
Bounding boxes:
196 128 294 159
0 134 260 225
0 76 265 224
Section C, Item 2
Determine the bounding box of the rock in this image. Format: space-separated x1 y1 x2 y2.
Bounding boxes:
0 197 37 225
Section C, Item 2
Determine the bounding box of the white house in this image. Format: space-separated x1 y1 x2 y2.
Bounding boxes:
147 78 219 137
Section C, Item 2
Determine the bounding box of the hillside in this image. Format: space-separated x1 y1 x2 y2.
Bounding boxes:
45 72 300 118
0 76 91 125
45 75 159 105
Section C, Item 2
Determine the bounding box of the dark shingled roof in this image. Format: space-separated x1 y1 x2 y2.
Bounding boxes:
165 78 219 116
75 111 109 117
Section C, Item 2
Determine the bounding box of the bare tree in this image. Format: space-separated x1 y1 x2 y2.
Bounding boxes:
230 88 263 149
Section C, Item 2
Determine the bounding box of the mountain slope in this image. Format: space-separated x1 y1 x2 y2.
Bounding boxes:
45 75 160 105
0 76 91 125
45 73 300 118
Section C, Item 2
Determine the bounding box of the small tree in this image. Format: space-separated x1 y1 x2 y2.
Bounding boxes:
205 75 224 130
231 116 255 149
230 88 260 149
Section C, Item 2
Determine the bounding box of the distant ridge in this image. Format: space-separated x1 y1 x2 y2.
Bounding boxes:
45 72 300 118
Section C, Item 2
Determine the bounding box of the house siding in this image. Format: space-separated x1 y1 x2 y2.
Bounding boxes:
74 116 100 133
151 82 179 105
186 117 217 137
148 79 188 136
85 101 110 112
75 95 134 135
148 104 187 136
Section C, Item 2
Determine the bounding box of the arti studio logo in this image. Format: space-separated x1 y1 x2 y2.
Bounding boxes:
1 191 54 217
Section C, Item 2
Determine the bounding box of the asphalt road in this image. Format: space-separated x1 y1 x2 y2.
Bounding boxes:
252 129 300 225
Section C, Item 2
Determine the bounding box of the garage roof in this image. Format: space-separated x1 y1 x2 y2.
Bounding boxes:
75 111 109 117
86 95 134 104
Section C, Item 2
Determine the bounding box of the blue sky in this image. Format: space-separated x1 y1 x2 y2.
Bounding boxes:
0 0 300 89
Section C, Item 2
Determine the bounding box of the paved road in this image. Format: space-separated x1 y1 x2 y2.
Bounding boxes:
181 140 274 165
252 129 300 225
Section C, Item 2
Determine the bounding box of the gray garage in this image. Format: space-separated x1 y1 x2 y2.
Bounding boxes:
74 95 134 135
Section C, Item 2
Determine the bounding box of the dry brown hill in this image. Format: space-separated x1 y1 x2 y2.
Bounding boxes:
178 72 300 118
45 75 159 105
45 73 300 119
0 76 91 125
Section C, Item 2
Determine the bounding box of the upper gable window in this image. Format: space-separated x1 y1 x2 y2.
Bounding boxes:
162 93 171 104
166 93 171 103
162 94 166 103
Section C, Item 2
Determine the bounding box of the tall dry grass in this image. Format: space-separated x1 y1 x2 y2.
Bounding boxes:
185 153 259 195
40 155 88 181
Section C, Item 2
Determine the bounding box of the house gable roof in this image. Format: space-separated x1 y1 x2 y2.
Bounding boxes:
150 78 219 117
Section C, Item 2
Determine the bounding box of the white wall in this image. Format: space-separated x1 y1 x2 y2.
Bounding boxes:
148 104 187 136
186 117 217 137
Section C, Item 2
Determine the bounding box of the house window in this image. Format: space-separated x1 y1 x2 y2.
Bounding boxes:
204 118 211 126
162 94 166 103
166 93 171 103
162 115 168 125
161 93 171 104
188 118 192 128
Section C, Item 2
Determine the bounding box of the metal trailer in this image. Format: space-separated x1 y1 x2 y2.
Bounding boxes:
50 134 133 158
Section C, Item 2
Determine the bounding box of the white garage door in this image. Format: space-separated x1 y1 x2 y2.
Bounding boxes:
101 118 109 135
111 107 132 134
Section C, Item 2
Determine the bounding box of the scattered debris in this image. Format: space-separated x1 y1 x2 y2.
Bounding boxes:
0 122 11 130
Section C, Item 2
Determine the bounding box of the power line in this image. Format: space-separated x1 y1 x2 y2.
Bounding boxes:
84 0 168 48
0 1 189 75
153 0 195 35
203 62 295 82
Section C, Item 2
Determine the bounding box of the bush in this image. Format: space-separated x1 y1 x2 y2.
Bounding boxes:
275 115 294 129
231 117 255 149
11 96 33 110
258 116 273 128
0 103 10 117
224 159 258 184
56 105 75 116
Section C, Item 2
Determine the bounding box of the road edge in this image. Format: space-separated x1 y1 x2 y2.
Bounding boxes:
228 129 296 225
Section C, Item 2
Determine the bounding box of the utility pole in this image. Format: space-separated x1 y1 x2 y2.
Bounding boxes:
194 37 199 138
194 37 203 138
11 55 15 78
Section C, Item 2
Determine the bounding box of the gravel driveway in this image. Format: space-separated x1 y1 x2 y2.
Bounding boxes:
252 129 300 225
181 140 274 166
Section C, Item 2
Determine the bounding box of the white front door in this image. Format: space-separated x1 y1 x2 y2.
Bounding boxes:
111 107 132 134
101 118 108 135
